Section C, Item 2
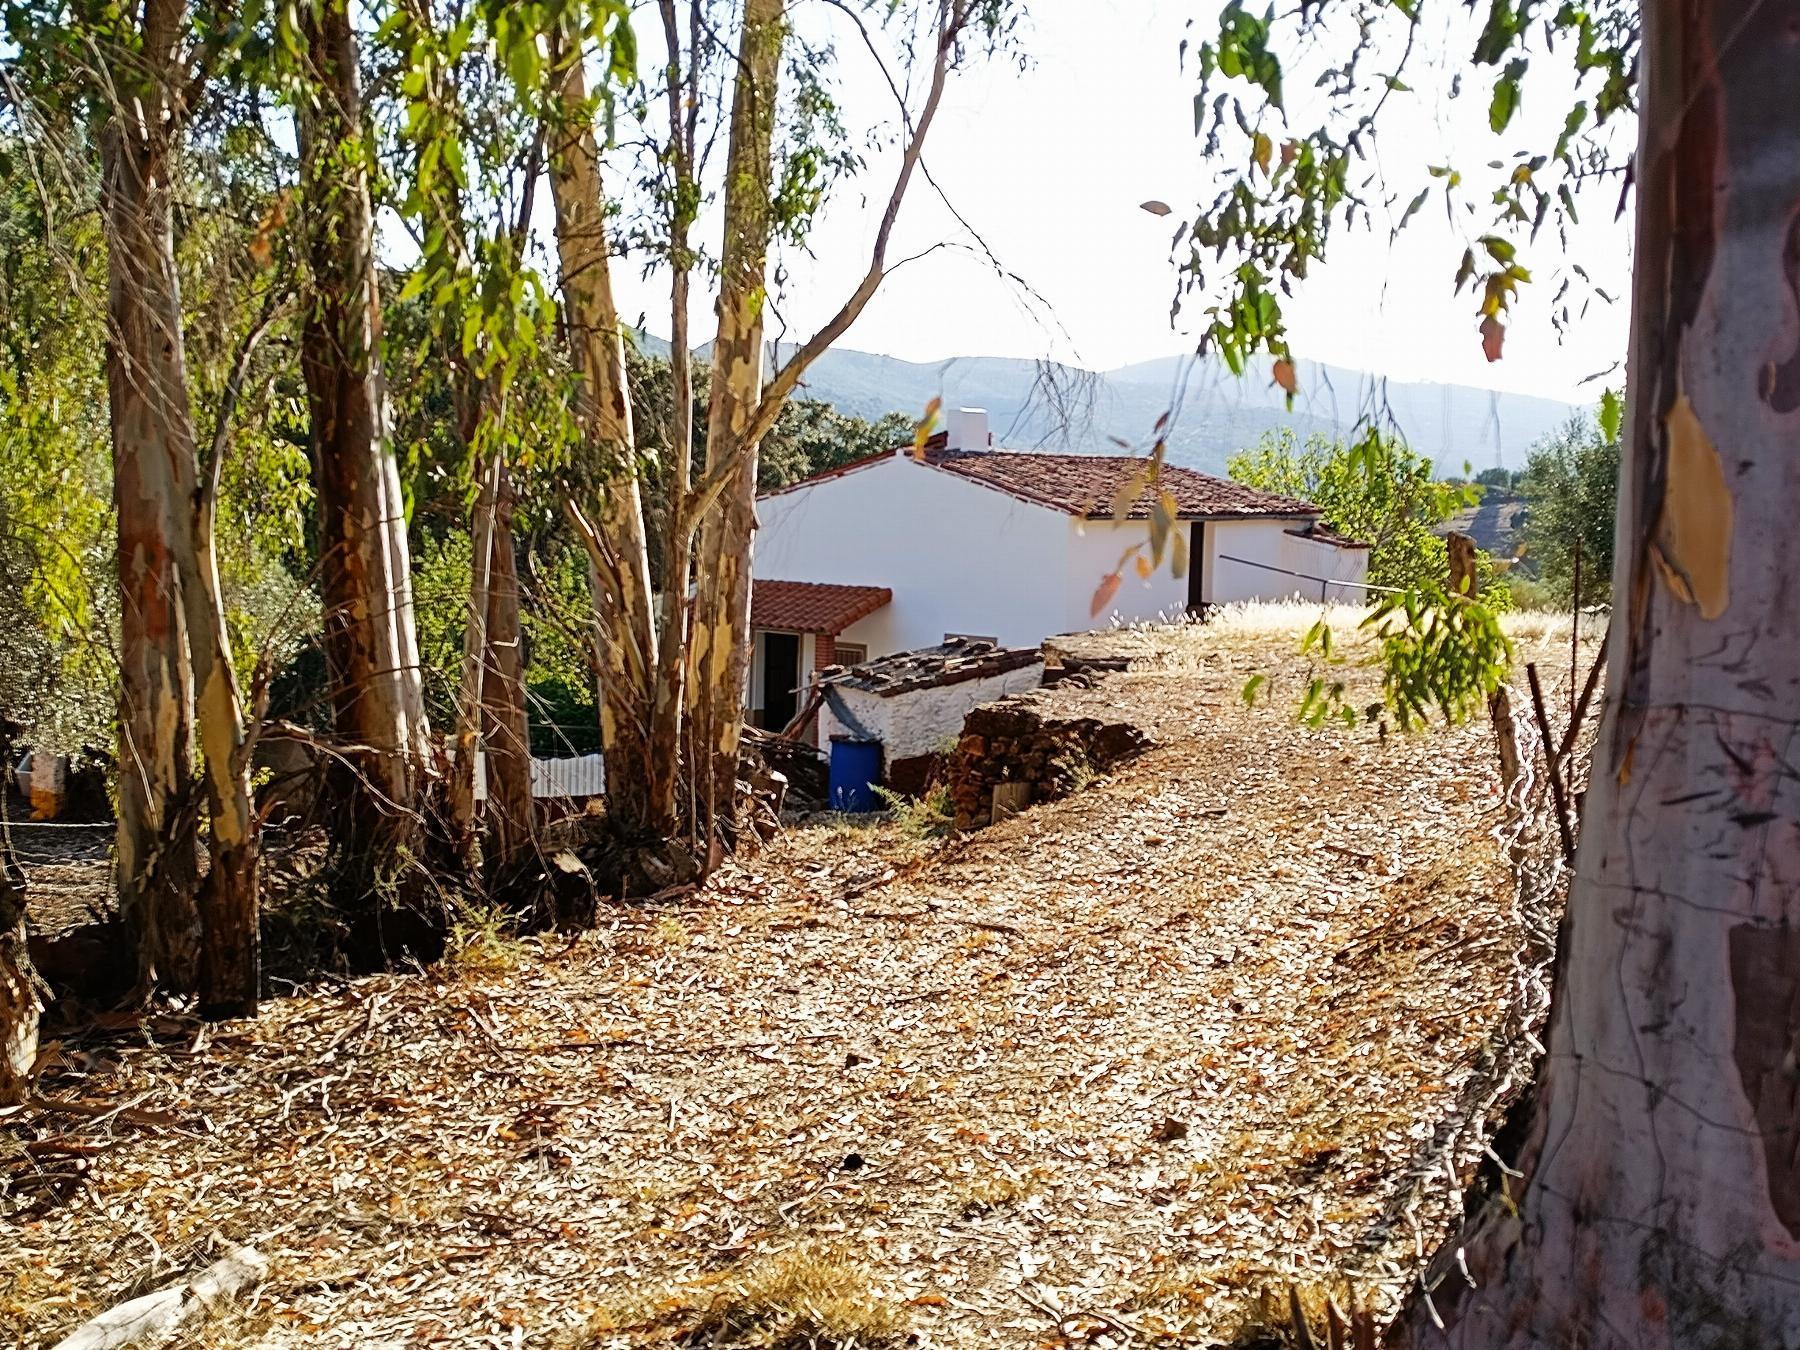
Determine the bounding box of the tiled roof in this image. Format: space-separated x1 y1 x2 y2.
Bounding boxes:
926 450 1321 520
1286 522 1372 550
751 580 892 635
823 638 1042 697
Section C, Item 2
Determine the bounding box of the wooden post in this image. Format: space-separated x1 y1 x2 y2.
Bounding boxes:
1447 531 1521 795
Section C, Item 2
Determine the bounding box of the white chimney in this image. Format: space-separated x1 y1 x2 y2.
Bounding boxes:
944 407 990 452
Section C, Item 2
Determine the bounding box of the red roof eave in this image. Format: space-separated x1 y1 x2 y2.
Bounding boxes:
751 580 893 635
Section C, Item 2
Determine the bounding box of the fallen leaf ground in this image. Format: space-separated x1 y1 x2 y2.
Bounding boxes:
3 610 1596 1348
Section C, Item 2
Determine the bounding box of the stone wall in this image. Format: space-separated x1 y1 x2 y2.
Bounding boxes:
949 689 1150 830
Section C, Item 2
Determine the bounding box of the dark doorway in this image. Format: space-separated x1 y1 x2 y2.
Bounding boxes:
762 632 801 731
1186 522 1208 617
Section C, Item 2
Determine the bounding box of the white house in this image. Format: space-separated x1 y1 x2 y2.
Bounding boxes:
746 408 1368 729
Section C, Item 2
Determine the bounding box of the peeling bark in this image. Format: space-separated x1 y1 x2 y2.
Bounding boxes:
692 0 786 849
102 64 201 993
545 35 666 841
1392 0 1800 1342
101 0 257 1008
298 0 433 868
480 461 532 872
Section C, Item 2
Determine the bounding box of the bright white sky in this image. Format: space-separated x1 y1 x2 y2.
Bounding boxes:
606 0 1635 407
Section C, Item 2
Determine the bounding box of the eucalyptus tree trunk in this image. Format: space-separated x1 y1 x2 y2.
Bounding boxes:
102 102 201 993
447 445 497 858
544 39 669 842
1393 2 1800 1343
480 459 533 871
0 851 40 1102
101 0 259 1007
649 0 701 850
298 0 433 861
692 0 785 850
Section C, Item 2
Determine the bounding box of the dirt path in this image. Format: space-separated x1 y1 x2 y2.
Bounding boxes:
3 621 1586 1348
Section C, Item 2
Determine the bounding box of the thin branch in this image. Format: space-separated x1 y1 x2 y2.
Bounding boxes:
682 0 971 532
201 285 291 519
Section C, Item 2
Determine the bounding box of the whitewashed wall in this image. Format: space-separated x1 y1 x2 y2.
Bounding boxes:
757 454 1075 654
1066 518 1195 629
1203 518 1366 604
820 661 1046 762
758 455 1370 654
1280 530 1370 603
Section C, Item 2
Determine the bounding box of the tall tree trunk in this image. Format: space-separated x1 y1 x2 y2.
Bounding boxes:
100 6 261 1013
448 444 498 858
1393 1 1800 1343
649 0 702 850
544 36 668 842
0 849 40 1102
481 459 533 871
298 0 432 868
103 106 202 994
692 0 785 852
187 460 260 1017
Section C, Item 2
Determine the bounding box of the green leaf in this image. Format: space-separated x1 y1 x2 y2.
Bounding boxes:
1488 58 1528 133
1241 673 1267 707
1598 388 1624 444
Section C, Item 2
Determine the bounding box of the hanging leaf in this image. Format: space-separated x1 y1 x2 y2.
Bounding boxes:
1480 314 1505 362
1110 467 1149 520
1272 358 1297 394
1140 199 1173 216
1598 387 1624 443
1134 554 1154 579
1090 572 1123 617
1252 131 1274 176
1488 58 1527 134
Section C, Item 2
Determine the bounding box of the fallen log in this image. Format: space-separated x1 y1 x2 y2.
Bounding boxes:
50 1245 267 1350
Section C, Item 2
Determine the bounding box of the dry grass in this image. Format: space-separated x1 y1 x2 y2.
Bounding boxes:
581 1244 904 1350
4 617 1597 1347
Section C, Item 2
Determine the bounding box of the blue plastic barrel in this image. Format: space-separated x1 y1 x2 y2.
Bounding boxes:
828 737 883 812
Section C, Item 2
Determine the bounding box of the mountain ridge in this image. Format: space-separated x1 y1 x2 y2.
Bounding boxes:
639 334 1584 475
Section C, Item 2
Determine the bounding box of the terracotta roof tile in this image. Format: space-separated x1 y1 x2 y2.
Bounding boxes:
823 638 1041 697
925 450 1320 519
752 580 892 635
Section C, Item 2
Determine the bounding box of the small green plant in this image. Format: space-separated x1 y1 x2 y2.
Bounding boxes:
444 900 525 974
872 784 953 838
1268 584 1514 732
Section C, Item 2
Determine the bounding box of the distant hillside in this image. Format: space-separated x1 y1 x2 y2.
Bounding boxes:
1445 490 1530 558
652 336 1582 476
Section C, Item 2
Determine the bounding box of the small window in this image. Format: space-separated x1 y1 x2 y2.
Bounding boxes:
835 643 868 667
944 632 997 646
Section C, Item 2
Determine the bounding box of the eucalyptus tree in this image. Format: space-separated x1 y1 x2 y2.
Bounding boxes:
289 0 436 889
383 0 549 874
545 0 1017 871
2 0 263 1013
1184 0 1800 1338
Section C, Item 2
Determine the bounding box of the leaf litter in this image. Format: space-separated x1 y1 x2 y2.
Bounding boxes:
3 610 1599 1348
